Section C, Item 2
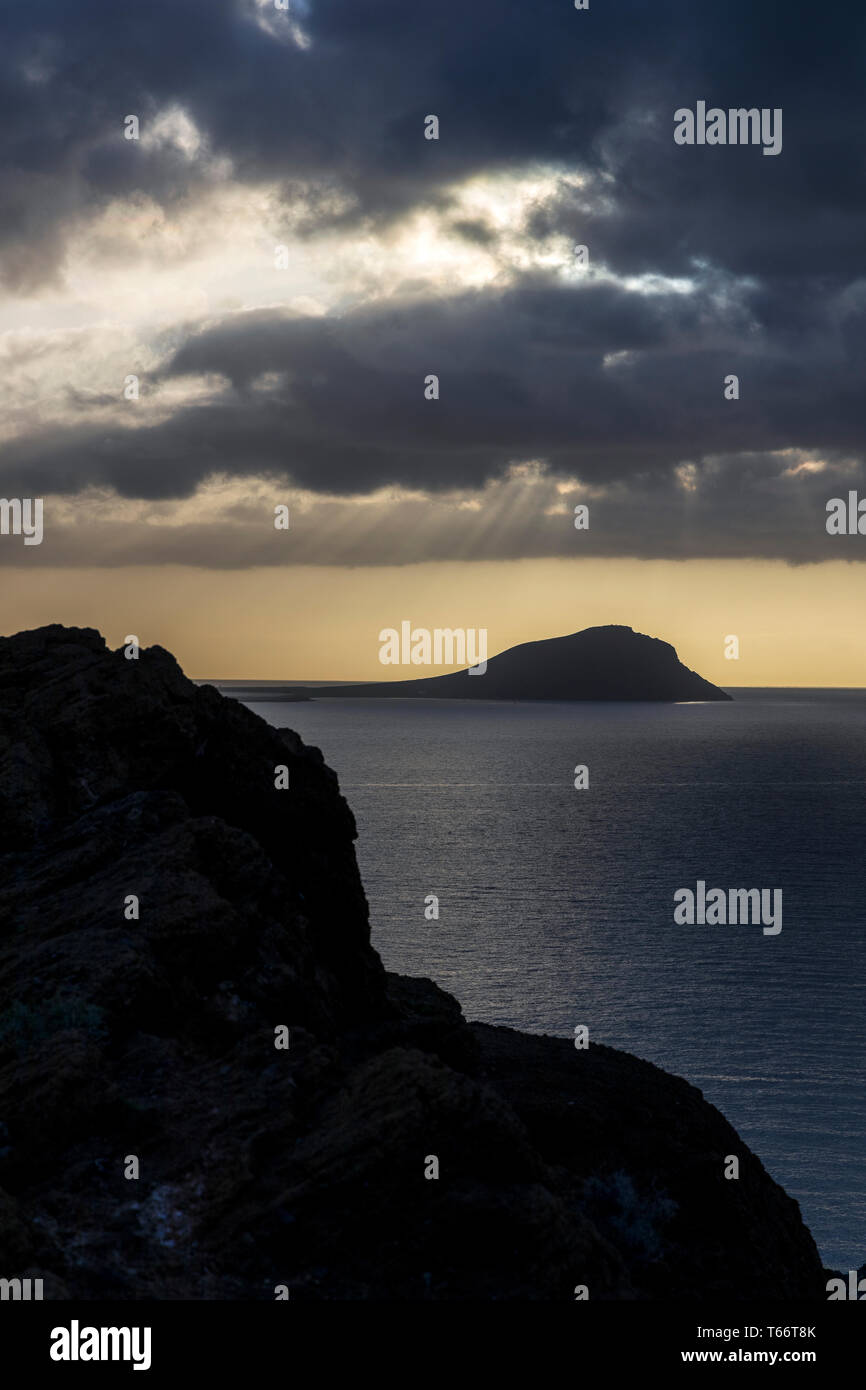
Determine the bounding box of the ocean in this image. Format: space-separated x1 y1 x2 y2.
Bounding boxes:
243 689 866 1272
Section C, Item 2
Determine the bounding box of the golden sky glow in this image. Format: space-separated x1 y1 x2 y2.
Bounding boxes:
2 138 863 690
3 557 864 687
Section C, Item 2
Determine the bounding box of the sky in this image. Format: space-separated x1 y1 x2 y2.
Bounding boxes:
1 0 865 683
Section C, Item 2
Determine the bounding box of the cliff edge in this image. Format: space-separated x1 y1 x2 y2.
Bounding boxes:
0 627 818 1299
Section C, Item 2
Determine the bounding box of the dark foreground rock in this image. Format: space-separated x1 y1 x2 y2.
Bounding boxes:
0 626 820 1299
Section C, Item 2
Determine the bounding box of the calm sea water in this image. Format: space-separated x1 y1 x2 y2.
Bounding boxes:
246 689 866 1272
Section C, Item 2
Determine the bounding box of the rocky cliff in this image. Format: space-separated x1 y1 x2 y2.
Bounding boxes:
0 626 820 1299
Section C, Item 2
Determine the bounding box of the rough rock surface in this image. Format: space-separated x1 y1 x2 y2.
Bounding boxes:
0 626 822 1299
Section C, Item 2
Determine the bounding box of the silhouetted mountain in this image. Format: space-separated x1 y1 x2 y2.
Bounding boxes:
0 626 820 1301
291 625 732 702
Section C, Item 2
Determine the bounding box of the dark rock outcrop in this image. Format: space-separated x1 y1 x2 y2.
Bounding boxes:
284 625 732 702
0 626 820 1299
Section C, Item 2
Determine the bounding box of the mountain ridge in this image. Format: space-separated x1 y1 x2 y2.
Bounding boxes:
265 624 732 703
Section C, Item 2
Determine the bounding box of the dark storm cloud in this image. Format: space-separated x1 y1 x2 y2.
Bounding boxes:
2 272 865 569
1 0 864 284
0 276 777 498
0 448 861 569
2 0 866 565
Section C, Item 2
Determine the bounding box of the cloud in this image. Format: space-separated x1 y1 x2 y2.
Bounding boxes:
1 0 864 286
1 450 863 570
2 270 865 512
2 0 865 568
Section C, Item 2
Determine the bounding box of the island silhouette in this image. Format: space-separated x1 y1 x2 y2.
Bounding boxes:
216 625 732 703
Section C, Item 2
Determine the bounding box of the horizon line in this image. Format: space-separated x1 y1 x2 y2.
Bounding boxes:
194 678 866 692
